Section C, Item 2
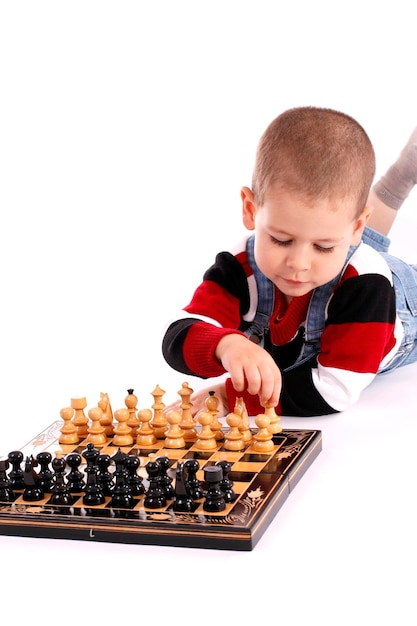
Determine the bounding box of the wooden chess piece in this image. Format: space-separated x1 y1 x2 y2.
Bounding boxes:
112 408 134 447
59 406 79 445
150 384 167 439
87 406 107 447
263 404 281 434
71 396 89 439
178 382 197 441
0 460 15 502
98 392 114 436
49 453 73 506
205 391 223 441
136 408 157 446
235 397 252 443
203 465 225 512
195 411 217 451
252 412 274 452
125 389 140 437
164 410 186 449
224 409 245 451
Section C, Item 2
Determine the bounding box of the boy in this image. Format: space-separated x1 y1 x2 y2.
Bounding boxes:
162 107 417 417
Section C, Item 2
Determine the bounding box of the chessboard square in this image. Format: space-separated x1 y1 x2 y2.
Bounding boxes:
17 493 50 506
59 443 85 456
209 450 245 463
232 461 266 473
158 448 187 460
242 447 279 460
230 480 251 495
182 449 216 462
228 470 257 483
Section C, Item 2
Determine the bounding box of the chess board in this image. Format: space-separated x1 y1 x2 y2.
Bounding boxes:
0 421 322 551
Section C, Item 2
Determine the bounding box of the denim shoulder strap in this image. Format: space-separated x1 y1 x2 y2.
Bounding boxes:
285 244 359 370
245 234 275 344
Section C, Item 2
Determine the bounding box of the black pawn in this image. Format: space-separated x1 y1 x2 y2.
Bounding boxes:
65 453 85 492
144 459 166 509
125 455 145 496
216 460 236 503
156 456 174 499
22 456 44 502
7 450 25 490
110 449 134 509
203 465 225 512
49 456 73 506
36 452 55 493
183 459 203 499
172 462 194 512
0 459 15 502
97 454 114 496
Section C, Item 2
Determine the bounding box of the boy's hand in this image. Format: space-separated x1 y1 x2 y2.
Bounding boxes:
215 334 282 407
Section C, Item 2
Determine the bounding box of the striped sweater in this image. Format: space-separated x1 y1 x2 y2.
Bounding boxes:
162 236 403 416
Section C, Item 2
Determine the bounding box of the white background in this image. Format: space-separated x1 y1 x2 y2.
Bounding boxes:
1 2 417 624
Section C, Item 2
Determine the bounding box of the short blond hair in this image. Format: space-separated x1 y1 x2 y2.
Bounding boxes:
252 107 375 215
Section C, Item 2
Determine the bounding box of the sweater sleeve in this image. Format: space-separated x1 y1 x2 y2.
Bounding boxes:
162 250 251 378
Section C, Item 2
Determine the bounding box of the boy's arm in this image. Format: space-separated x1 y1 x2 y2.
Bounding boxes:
279 273 398 416
162 248 254 378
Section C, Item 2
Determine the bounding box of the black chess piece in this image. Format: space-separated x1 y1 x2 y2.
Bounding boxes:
216 460 236 503
65 453 86 492
0 459 15 502
7 450 25 490
156 456 174 499
110 449 134 509
49 455 73 506
22 456 44 501
82 444 105 506
172 462 194 512
36 451 55 493
97 454 114 496
203 465 226 512
83 443 100 468
125 455 145 496
183 459 203 499
144 459 166 509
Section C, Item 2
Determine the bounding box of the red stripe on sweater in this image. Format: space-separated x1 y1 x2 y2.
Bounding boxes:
319 321 396 373
184 281 242 329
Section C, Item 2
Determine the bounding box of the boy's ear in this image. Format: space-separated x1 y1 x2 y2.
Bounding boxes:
351 203 373 244
241 186 257 230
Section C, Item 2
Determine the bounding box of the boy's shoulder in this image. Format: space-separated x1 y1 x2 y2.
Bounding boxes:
346 241 393 283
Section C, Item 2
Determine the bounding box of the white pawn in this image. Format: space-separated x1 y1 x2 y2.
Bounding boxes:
164 410 186 449
224 410 245 451
87 406 107 447
136 408 157 446
195 411 217 451
112 408 133 447
59 407 79 445
263 404 281 434
252 413 274 452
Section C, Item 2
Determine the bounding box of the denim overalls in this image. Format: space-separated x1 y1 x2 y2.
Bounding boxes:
245 228 417 374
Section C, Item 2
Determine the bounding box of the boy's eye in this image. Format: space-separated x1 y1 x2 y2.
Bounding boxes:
270 236 334 253
270 236 291 246
314 245 334 253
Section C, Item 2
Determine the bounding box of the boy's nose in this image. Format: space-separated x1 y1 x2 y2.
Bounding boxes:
285 245 311 271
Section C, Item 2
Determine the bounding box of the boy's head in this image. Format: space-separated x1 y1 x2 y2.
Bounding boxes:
251 106 375 215
242 107 376 301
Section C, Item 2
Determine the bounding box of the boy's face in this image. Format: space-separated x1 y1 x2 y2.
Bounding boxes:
242 184 371 302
